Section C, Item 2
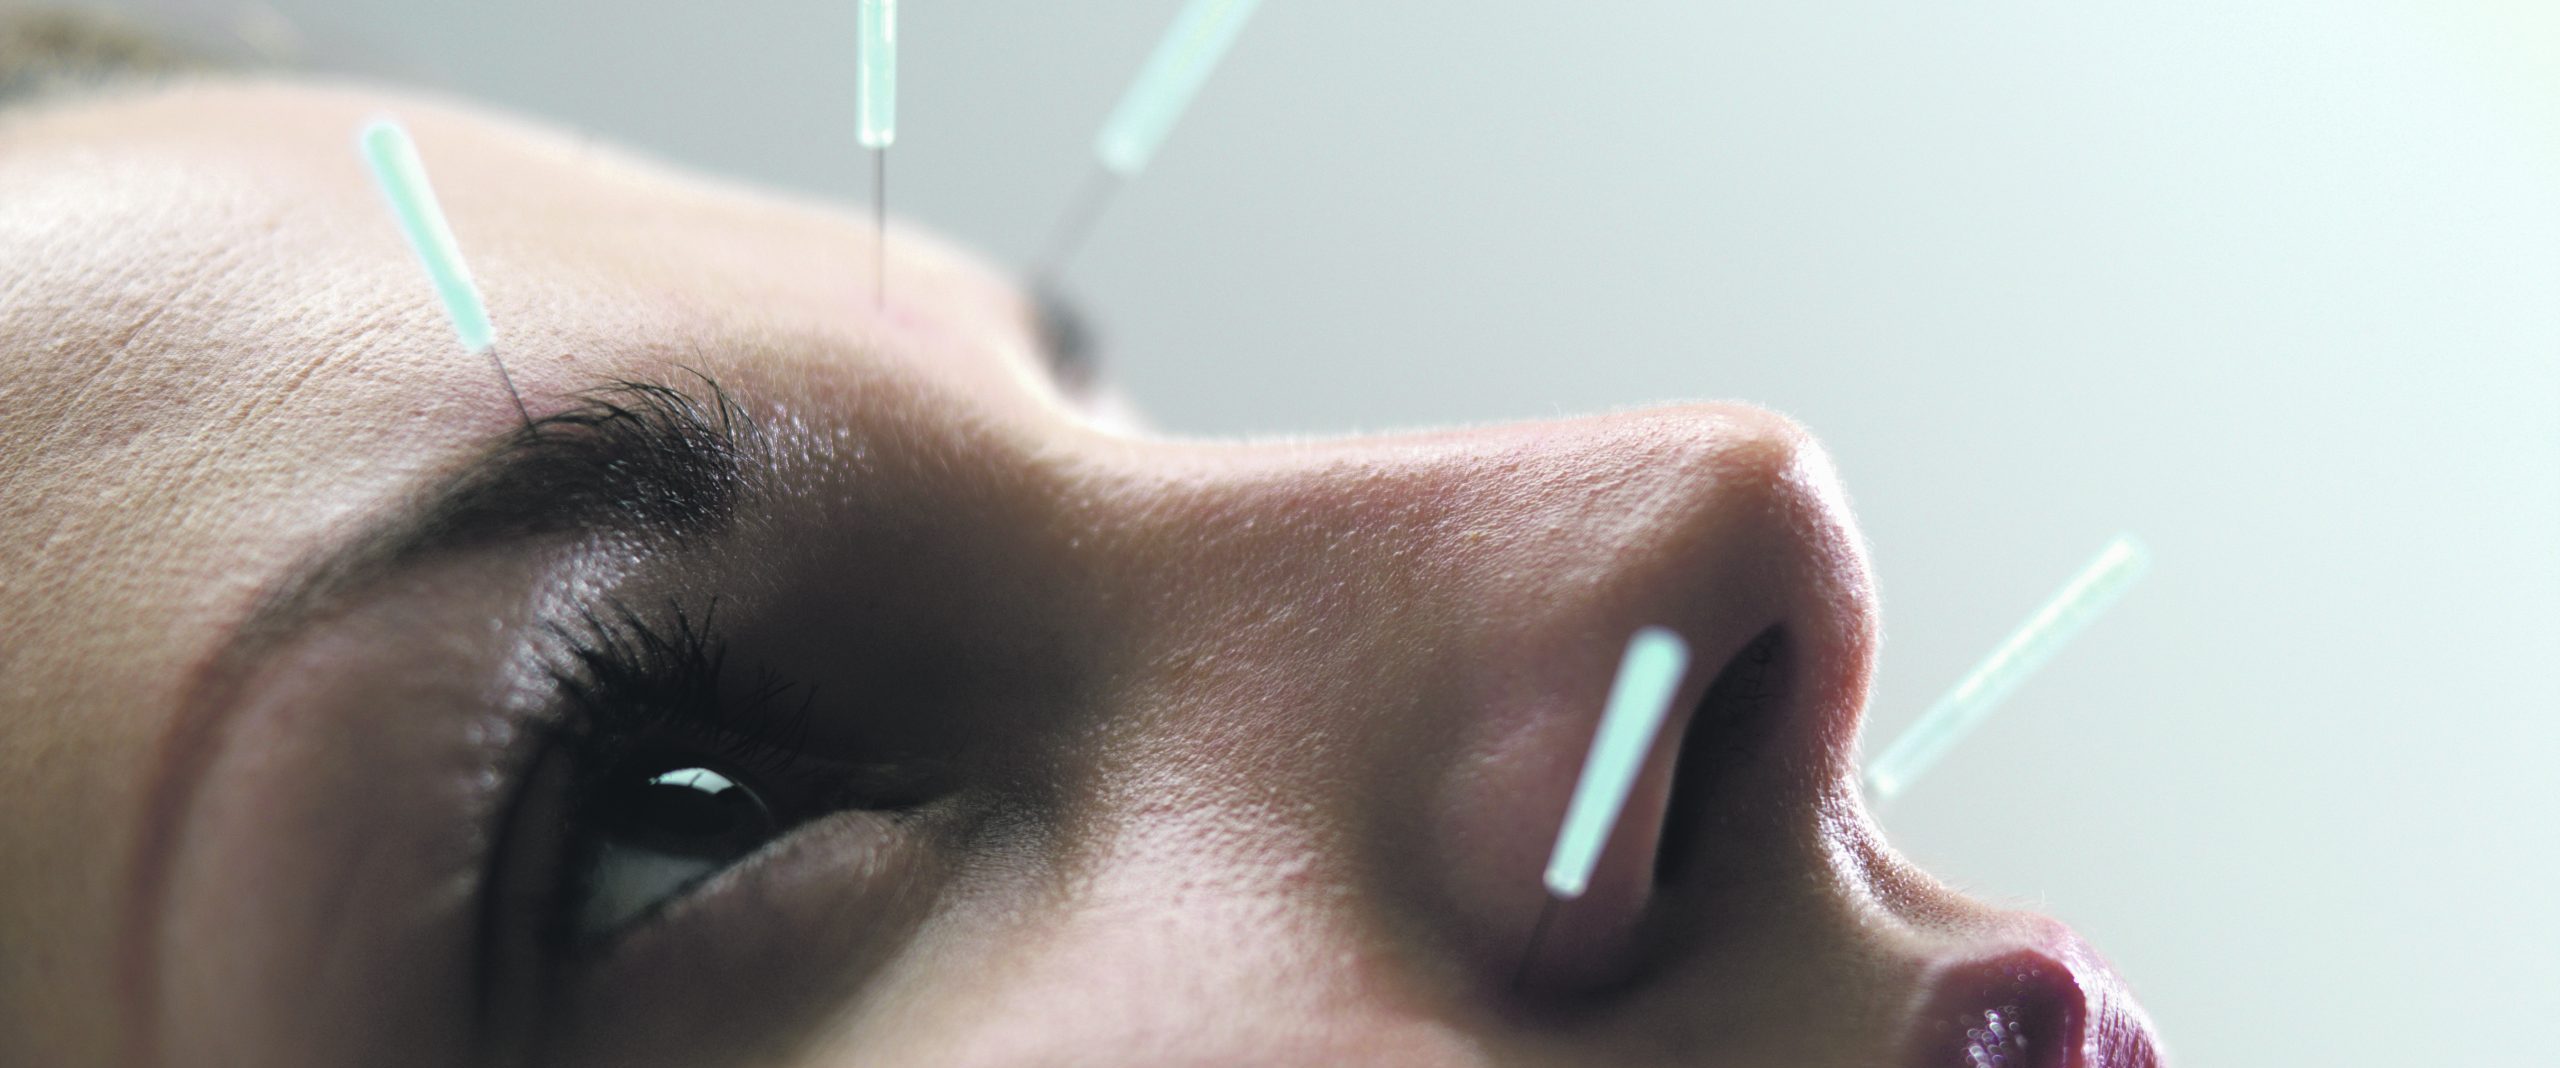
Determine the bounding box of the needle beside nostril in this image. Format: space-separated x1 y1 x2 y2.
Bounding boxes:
1514 626 1693 987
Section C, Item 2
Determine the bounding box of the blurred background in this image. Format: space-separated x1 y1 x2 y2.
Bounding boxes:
69 0 2560 1062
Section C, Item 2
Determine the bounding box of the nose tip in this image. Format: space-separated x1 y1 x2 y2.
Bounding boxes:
1408 402 1880 993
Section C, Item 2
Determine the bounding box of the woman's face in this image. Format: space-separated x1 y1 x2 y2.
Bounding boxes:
0 83 2160 1066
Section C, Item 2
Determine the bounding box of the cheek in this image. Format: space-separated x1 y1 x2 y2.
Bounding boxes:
826 883 1482 1066
159 616 507 1068
542 812 938 1068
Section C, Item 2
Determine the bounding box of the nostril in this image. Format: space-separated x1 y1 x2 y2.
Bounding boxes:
1653 626 1787 887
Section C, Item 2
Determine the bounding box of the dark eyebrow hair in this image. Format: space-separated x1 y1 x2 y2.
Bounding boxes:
116 373 770 1051
388 374 762 549
262 374 766 627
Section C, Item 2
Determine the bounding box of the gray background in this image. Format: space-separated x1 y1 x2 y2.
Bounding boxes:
98 0 2560 1062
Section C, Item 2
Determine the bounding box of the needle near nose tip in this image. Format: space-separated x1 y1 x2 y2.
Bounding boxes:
1516 626 1693 987
1863 534 2151 803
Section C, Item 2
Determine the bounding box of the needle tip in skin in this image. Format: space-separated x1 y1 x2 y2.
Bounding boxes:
858 0 896 307
354 117 528 425
1510 895 1561 991
872 148 887 307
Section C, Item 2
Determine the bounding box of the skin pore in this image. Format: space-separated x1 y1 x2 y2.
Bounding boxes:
0 81 2163 1066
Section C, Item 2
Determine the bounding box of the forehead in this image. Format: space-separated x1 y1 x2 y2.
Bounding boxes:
0 78 1063 584
0 78 1047 407
0 76 1069 705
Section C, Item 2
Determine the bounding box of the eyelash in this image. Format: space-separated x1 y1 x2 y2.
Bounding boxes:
550 599 808 784
534 599 823 950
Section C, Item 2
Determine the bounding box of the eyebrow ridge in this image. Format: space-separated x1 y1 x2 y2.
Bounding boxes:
419 374 764 541
276 372 769 623
117 371 771 1057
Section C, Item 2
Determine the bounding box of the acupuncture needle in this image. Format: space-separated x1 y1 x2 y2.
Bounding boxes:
859 0 898 307
357 118 530 426
1516 625 1694 988
1863 534 2153 803
1034 0 1267 283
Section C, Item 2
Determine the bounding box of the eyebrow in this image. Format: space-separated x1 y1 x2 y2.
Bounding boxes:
116 374 770 1047
295 375 766 602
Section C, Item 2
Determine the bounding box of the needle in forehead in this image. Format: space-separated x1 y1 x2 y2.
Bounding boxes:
356 118 530 425
1034 0 1267 283
858 0 897 307
1863 534 2153 802
1515 626 1693 987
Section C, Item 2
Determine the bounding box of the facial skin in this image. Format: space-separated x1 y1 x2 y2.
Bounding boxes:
0 81 2162 1067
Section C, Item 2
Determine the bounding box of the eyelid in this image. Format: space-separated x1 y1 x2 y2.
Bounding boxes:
534 808 927 1062
475 598 778 1030
492 595 932 970
479 594 944 1059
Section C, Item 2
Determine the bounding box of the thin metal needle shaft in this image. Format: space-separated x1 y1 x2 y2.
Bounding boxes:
483 346 531 427
1034 165 1121 287
1511 895 1561 990
857 0 896 307
873 147 887 307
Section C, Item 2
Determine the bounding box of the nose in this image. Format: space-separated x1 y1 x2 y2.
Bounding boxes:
1390 404 1878 993
1096 402 1879 998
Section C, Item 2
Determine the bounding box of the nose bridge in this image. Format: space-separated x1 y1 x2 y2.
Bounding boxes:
1093 400 1874 755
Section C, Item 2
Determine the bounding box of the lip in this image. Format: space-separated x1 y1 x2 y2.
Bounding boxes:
1902 927 2164 1068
